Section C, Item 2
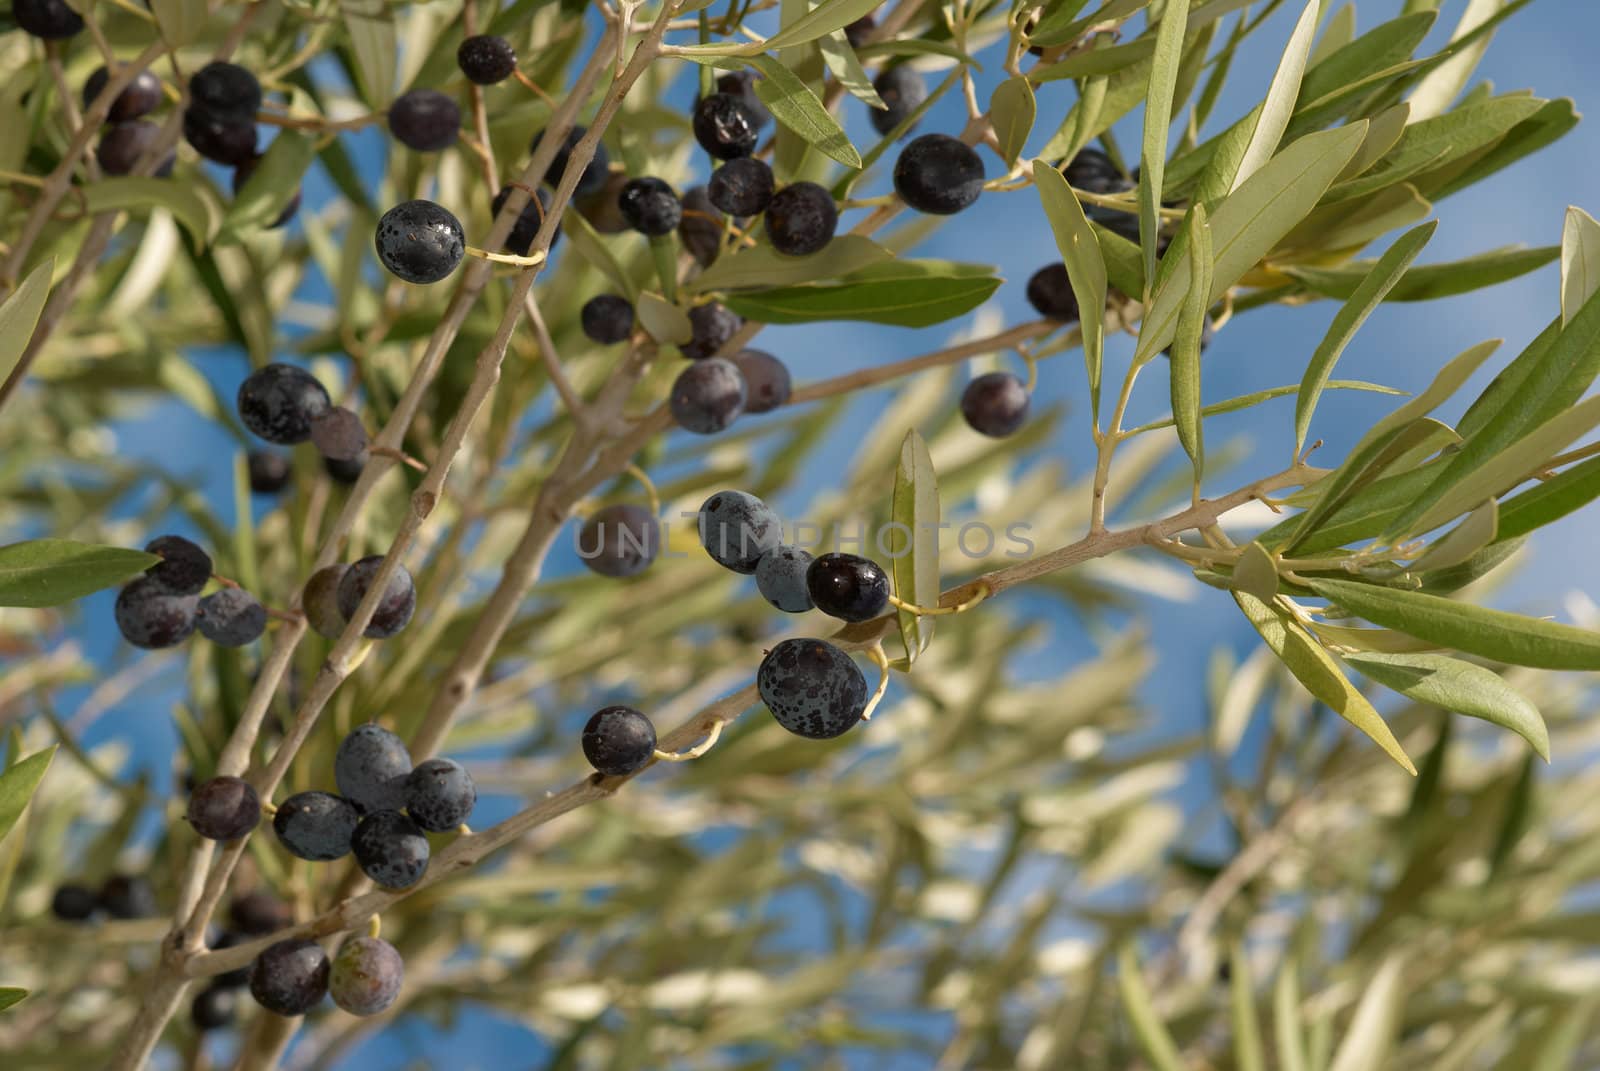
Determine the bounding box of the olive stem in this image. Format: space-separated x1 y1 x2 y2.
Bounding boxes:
886 581 992 617
513 69 556 106
625 463 662 517
370 446 428 473
860 644 892 722
652 718 724 762
463 246 548 268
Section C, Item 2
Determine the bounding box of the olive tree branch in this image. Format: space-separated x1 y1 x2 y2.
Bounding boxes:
108 15 643 1069
183 461 1320 982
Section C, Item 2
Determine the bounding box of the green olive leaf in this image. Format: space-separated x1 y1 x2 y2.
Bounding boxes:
0 541 160 608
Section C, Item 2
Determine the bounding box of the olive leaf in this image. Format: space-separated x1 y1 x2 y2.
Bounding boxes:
0 541 159 608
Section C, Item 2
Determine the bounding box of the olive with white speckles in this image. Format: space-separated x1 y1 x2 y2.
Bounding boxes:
755 545 814 613
375 199 465 284
405 758 476 832
581 706 657 776
273 791 360 861
351 810 430 890
237 363 331 446
115 577 199 649
335 724 413 813
697 490 782 574
757 638 868 740
198 587 267 646
143 534 213 594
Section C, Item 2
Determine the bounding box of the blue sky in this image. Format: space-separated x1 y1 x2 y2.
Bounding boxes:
49 2 1600 1066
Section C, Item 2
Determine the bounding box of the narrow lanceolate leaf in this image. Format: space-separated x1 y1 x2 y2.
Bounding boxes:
1033 161 1108 423
1326 956 1408 1071
1309 3 1356 66
1286 243 1557 302
747 55 861 168
990 77 1036 169
1337 104 1412 183
1133 123 1367 364
1408 498 1497 573
1294 222 1438 454
343 3 397 107
1560 207 1600 326
1138 0 1188 289
1282 338 1500 550
1406 0 1505 121
1230 0 1320 193
891 430 940 664
1395 393 1600 540
0 988 25 1012
1170 205 1212 479
563 210 638 301
0 258 53 385
1116 944 1185 1071
1310 577 1600 671
1234 590 1417 774
1274 957 1310 1071
224 131 315 235
689 235 890 293
0 746 55 845
1123 380 1405 436
761 0 884 52
147 0 208 45
1229 941 1267 1071
1497 455 1600 541
818 30 883 110
635 292 692 344
1282 419 1448 555
1342 651 1548 759
1325 95 1546 204
83 178 222 246
722 260 1000 327
0 541 159 608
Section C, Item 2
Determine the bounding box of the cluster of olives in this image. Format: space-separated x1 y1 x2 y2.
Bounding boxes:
264 724 476 889
114 535 267 649
237 362 372 486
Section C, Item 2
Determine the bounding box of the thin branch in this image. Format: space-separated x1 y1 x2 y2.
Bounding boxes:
183 463 1320 982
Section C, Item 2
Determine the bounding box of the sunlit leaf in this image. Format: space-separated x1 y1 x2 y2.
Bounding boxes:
747 55 861 168
990 76 1036 169
1560 206 1600 326
1134 123 1367 364
689 235 891 293
1033 161 1108 422
1342 650 1548 759
1310 576 1600 670
1295 222 1437 454
1235 590 1416 773
0 541 159 608
722 260 1000 327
